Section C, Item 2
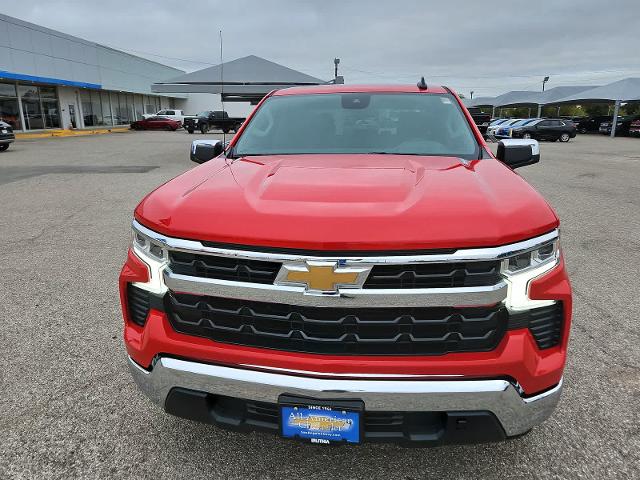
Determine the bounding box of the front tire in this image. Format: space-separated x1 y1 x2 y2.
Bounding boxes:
559 133 570 142
200 125 208 134
0 144 9 152
187 128 194 134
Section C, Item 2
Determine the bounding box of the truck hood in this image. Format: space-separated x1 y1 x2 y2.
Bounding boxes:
135 154 558 251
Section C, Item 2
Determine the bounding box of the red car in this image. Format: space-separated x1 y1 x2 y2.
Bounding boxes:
121 83 572 446
131 116 181 131
629 119 640 137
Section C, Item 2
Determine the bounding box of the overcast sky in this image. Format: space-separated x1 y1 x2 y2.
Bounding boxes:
2 0 639 97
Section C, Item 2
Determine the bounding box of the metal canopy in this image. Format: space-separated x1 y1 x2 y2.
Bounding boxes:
492 90 540 108
151 55 326 102
463 97 496 107
553 78 640 103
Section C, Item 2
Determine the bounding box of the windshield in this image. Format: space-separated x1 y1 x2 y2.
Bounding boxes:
234 93 479 159
197 111 210 117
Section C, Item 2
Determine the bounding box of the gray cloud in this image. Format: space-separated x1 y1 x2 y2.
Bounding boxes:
3 0 639 96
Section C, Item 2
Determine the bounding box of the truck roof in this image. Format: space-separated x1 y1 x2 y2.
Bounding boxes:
273 84 450 96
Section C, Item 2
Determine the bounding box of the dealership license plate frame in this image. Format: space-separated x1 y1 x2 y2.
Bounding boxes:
279 395 364 445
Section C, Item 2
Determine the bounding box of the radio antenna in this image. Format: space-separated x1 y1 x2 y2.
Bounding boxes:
219 29 225 145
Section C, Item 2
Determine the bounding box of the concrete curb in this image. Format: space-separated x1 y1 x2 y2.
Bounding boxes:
15 127 130 139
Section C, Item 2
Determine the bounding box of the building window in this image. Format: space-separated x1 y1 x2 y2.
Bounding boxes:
110 92 121 124
0 82 22 130
89 91 104 126
118 93 129 124
19 85 45 130
80 90 95 126
134 94 144 120
40 87 60 129
101 91 112 126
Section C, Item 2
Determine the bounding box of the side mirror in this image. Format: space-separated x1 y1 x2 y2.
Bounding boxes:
190 139 224 163
496 139 540 169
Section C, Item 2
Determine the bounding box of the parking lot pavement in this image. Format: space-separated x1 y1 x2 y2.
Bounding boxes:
0 131 638 479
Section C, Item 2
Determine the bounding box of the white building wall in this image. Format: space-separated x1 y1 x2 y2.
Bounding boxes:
0 13 184 95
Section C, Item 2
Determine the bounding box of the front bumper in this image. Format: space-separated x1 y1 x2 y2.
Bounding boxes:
0 135 15 144
128 355 562 439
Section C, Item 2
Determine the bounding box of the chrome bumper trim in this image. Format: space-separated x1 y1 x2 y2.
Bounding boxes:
133 219 558 264
163 269 508 307
128 356 562 437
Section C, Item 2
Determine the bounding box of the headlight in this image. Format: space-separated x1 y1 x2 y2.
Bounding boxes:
131 224 168 294
502 238 558 275
501 238 560 311
133 228 167 262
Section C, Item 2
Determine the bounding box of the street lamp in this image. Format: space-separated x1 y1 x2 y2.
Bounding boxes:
542 76 550 92
334 58 340 80
470 90 474 99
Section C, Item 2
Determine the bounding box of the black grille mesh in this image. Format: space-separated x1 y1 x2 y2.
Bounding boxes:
363 261 501 289
127 284 150 326
165 293 508 355
169 251 281 284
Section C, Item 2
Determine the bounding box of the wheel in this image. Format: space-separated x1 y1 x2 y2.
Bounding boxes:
200 125 208 134
187 129 194 134
578 128 587 134
522 132 532 139
222 128 230 134
165 125 173 131
559 133 570 142
0 144 9 152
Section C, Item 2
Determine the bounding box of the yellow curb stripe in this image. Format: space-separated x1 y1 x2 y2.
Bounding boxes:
15 128 130 139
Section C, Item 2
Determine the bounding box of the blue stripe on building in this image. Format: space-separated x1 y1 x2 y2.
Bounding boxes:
0 70 102 90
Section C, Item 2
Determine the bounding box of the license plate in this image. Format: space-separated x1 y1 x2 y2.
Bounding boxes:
280 397 362 444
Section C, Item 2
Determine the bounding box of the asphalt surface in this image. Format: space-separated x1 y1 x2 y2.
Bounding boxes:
0 131 638 479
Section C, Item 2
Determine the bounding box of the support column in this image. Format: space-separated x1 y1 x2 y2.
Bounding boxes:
16 81 27 131
536 105 542 118
610 100 621 138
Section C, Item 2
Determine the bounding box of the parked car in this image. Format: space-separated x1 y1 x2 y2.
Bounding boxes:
466 107 492 134
103 115 127 125
0 120 15 151
143 109 185 124
629 119 640 137
487 118 521 137
573 115 609 134
130 116 181 131
511 118 577 142
121 84 571 446
183 110 245 134
599 115 640 136
495 118 539 138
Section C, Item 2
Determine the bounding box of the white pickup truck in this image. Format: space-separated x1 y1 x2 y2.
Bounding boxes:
143 109 185 124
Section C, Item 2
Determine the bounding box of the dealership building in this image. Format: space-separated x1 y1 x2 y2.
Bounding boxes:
0 13 195 131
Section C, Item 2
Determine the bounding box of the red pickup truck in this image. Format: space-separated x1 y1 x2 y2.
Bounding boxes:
120 83 571 446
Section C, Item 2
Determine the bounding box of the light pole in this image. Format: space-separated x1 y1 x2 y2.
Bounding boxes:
334 58 340 80
542 76 550 92
470 90 474 99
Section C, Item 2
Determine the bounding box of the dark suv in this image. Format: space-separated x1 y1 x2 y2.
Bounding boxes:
0 120 15 151
511 118 577 142
599 115 640 137
575 115 611 134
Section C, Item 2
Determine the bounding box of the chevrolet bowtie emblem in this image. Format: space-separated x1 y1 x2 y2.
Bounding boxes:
275 261 371 294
